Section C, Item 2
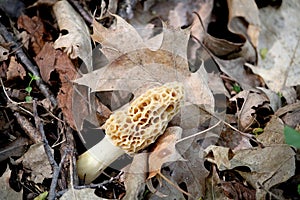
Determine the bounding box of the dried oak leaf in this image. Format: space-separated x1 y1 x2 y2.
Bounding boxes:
55 50 78 130
230 89 270 131
17 15 46 55
53 0 92 72
148 126 185 179
205 145 296 200
74 14 214 111
34 42 56 83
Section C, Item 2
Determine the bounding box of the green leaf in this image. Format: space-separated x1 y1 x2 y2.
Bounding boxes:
28 72 33 78
260 48 268 60
25 96 32 102
34 191 48 200
298 184 300 195
25 86 32 93
284 126 300 148
32 75 40 80
232 84 241 93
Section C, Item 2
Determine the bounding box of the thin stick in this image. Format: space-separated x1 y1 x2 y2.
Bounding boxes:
176 120 222 144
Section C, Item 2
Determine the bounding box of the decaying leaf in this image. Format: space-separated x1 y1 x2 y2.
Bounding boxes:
75 14 214 113
60 188 104 200
53 0 92 72
230 89 270 131
0 45 9 61
16 143 53 184
256 115 285 145
148 126 185 179
0 167 23 200
6 56 26 80
122 153 147 200
248 0 300 92
205 145 296 200
55 50 78 130
17 15 46 55
34 42 56 83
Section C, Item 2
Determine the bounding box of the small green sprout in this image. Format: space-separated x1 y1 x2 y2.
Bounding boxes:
260 48 268 60
25 73 40 102
253 127 264 136
232 83 241 93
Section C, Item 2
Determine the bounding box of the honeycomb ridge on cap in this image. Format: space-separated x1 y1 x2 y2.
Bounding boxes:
104 82 184 154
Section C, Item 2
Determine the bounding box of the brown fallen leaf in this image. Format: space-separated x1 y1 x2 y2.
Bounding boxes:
249 0 300 93
122 153 147 200
230 89 271 131
204 145 296 200
0 45 9 61
53 0 93 72
60 188 105 200
17 15 46 55
148 126 185 179
55 50 78 130
256 115 285 145
0 167 23 200
6 56 26 80
16 143 53 184
34 42 56 83
75 14 214 111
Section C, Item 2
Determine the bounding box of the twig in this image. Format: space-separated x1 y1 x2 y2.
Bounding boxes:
0 22 57 107
32 101 61 200
67 0 93 24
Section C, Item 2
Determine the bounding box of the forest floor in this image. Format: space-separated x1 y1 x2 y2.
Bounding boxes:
0 0 299 199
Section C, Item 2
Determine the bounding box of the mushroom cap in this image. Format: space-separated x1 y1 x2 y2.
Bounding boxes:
103 82 184 154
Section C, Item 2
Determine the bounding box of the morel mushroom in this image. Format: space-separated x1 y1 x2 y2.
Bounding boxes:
77 82 184 183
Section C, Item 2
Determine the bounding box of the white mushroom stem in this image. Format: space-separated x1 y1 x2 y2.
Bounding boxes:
76 136 125 184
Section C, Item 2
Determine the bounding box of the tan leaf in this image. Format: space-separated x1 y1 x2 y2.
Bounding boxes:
16 143 53 184
53 0 92 72
248 0 300 92
230 89 270 131
60 188 105 200
75 14 214 112
148 126 185 179
256 115 285 145
122 153 147 200
204 145 295 200
0 167 23 200
6 56 26 80
0 45 8 61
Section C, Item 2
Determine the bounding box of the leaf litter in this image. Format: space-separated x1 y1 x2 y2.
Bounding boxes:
0 0 299 199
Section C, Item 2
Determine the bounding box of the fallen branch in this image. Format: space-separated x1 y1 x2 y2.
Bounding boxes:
33 101 61 200
0 22 57 107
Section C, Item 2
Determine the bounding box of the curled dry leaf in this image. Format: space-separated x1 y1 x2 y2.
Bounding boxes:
204 145 296 200
230 89 270 131
53 0 92 72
